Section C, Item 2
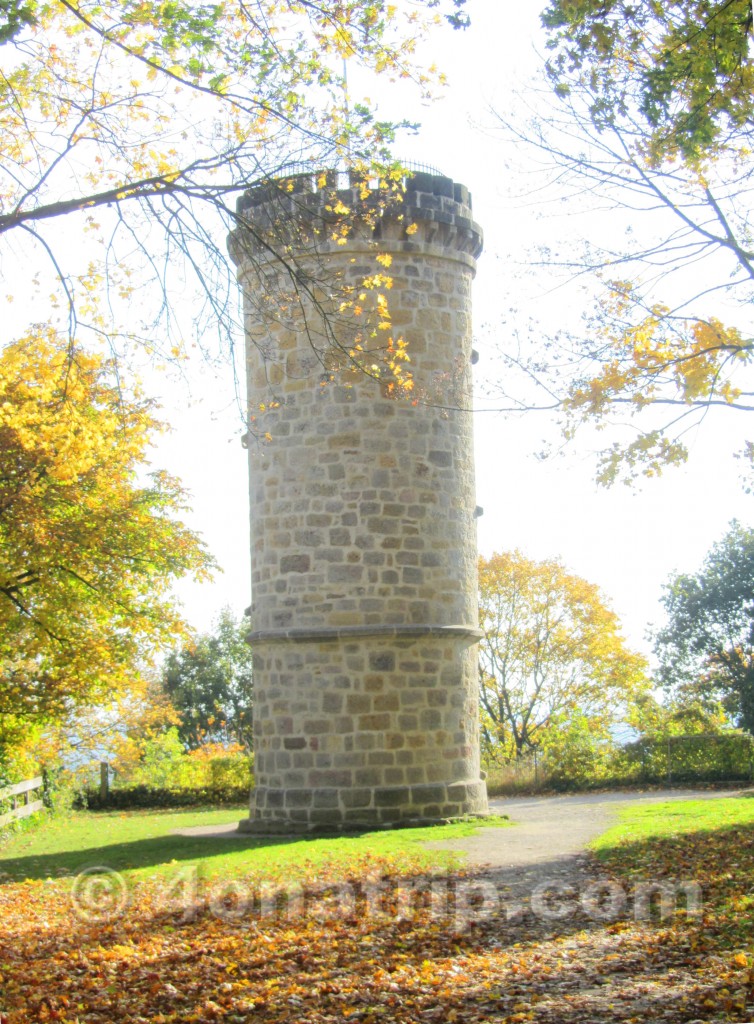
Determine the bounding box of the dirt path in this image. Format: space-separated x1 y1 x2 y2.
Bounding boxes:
419 788 750 1022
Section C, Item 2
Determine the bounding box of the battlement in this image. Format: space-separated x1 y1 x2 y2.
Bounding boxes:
231 170 483 265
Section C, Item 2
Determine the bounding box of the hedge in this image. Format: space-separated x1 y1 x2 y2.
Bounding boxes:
485 731 754 796
79 783 251 809
614 732 754 784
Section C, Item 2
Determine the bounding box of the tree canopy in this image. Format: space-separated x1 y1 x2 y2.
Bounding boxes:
654 521 754 734
0 330 214 725
542 0 754 164
491 1 754 485
1 0 467 387
162 607 253 750
478 551 648 761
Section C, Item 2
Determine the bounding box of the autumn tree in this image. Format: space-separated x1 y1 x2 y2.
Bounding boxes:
0 330 214 729
478 551 648 762
162 607 253 750
1 0 468 397
0 672 182 789
490 1 754 484
654 521 754 734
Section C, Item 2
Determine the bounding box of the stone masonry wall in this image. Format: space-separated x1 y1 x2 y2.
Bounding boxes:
229 171 489 830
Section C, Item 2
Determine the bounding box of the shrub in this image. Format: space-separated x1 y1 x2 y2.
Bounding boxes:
80 783 251 809
81 733 254 808
482 730 754 795
613 732 754 784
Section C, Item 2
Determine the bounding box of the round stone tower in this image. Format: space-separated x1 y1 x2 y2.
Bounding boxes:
229 168 488 831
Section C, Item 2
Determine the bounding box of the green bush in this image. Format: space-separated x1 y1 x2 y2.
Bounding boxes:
612 732 754 784
79 783 251 809
483 730 754 795
83 731 255 809
109 729 253 793
205 755 253 789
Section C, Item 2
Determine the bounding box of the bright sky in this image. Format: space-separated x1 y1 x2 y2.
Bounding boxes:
158 1 753 660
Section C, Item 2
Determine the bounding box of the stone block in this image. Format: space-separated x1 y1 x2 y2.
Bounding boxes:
375 693 400 713
358 713 391 732
369 651 395 671
375 786 410 808
367 750 395 767
285 789 314 807
420 709 443 730
428 449 452 467
329 527 352 545
340 788 373 809
310 808 348 826
280 554 310 573
343 807 381 825
310 769 353 788
440 804 462 818
312 788 339 809
410 784 448 805
284 736 306 750
346 694 371 714
354 768 385 787
328 565 364 582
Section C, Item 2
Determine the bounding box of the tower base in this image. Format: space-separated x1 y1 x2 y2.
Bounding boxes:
240 631 489 835
238 778 488 834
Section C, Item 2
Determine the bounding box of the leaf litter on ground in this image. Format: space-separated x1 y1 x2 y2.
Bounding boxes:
1 800 754 1022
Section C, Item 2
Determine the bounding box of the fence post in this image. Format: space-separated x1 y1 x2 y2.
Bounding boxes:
667 736 672 786
100 762 109 803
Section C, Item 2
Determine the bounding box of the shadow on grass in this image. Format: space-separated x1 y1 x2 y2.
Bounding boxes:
591 791 754 863
0 829 309 882
592 810 754 958
0 808 510 885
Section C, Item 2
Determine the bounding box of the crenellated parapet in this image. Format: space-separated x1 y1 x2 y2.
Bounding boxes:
229 171 483 271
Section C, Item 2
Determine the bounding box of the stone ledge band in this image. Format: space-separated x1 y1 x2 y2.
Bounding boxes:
248 624 484 645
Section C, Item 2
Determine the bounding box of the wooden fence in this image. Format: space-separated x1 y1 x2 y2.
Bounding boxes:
0 776 45 827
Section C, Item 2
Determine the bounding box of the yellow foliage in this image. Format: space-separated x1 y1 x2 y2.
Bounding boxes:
0 330 215 724
478 551 649 760
562 280 753 483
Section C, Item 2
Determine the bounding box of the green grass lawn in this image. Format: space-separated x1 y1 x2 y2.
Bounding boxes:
590 795 754 857
0 806 510 887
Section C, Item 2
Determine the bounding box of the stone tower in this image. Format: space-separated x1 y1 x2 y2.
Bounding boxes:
229 169 488 831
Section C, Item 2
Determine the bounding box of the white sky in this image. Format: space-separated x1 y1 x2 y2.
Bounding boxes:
157 1 753 660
